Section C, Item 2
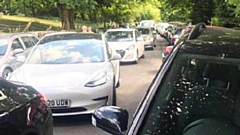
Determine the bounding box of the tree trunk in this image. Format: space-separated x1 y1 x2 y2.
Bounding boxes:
69 10 75 29
57 3 75 30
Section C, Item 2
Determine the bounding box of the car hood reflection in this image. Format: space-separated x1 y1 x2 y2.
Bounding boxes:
15 63 107 88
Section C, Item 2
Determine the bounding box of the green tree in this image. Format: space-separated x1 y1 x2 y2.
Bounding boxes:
189 0 214 24
215 0 239 27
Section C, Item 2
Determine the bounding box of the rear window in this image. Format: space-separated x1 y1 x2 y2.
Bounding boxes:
138 52 240 135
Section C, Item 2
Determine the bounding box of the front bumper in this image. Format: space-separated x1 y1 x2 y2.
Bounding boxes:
37 81 113 116
116 49 136 62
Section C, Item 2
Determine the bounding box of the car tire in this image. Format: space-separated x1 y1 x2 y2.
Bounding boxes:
141 53 145 58
112 82 117 106
2 68 12 79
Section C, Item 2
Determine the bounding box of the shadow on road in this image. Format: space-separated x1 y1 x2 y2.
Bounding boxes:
53 114 92 127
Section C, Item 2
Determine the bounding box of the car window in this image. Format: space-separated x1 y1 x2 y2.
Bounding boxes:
27 40 105 64
105 31 134 42
137 28 150 35
0 39 8 55
21 36 35 48
11 38 24 50
31 36 39 44
137 52 240 135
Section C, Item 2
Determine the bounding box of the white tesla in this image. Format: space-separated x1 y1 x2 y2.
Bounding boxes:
7 33 121 116
104 29 145 64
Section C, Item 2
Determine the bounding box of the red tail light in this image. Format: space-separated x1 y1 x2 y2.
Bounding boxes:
38 92 48 105
164 46 174 54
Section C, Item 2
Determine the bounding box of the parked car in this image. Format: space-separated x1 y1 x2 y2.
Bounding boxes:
162 45 174 61
170 27 184 45
157 22 170 36
92 23 240 135
0 78 53 135
139 20 156 30
7 32 121 117
104 28 145 64
137 27 157 50
0 33 39 79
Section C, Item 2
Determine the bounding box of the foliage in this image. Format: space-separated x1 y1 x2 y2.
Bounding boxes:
214 0 240 27
227 0 240 16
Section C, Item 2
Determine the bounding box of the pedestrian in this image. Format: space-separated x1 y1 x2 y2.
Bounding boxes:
81 25 88 33
87 27 93 33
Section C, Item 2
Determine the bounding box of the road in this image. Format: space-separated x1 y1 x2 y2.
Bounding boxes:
53 36 168 135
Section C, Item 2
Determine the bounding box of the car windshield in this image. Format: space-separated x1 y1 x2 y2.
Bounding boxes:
138 52 240 135
105 31 134 42
26 40 105 64
0 39 8 55
137 28 150 34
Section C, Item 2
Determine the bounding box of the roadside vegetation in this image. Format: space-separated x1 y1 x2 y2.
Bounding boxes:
0 0 239 31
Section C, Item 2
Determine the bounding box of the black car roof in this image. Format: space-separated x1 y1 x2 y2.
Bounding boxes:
182 26 240 58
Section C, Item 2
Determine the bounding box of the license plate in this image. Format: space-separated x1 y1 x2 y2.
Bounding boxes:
48 99 70 108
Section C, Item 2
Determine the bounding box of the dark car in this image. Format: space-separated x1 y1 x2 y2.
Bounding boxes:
91 23 240 135
0 78 53 135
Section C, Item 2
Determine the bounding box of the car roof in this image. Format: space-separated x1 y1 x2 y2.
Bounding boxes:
0 33 36 39
182 25 240 58
106 28 136 32
38 32 103 45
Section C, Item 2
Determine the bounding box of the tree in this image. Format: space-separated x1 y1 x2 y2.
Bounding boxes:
189 0 214 24
50 0 97 30
227 0 240 16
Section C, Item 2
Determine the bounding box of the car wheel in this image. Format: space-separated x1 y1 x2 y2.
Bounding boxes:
140 53 145 58
112 82 117 106
2 68 12 79
133 51 139 64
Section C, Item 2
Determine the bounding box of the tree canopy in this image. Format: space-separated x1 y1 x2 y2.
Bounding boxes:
0 0 239 29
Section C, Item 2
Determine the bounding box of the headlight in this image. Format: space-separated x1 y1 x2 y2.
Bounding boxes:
126 45 135 50
85 72 107 87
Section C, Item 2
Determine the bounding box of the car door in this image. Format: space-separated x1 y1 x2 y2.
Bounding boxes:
106 42 119 86
135 30 144 57
8 38 25 69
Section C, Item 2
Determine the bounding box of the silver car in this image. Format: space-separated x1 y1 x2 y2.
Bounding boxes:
7 32 121 116
137 27 157 50
0 33 39 78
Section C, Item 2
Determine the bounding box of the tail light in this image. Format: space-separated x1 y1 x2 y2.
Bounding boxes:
38 92 48 105
164 46 174 54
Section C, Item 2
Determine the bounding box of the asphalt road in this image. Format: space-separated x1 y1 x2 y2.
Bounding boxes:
53 36 168 135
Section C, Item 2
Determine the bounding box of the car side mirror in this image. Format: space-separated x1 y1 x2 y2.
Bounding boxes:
110 53 121 60
13 48 24 56
92 106 129 135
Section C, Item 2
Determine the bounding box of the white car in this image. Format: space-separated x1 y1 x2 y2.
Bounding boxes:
7 32 121 116
104 29 145 64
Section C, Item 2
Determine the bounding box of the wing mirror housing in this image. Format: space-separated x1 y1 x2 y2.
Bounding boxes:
110 53 122 60
13 48 24 56
92 106 129 135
